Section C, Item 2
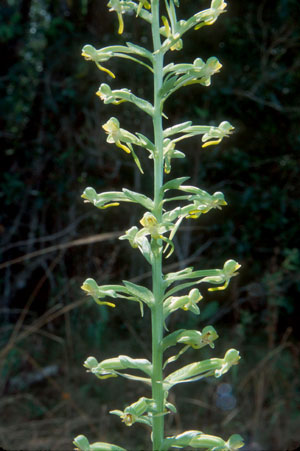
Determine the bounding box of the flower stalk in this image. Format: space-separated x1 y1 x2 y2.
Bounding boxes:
73 1 244 450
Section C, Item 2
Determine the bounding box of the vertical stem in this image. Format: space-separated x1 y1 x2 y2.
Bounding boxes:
151 1 165 450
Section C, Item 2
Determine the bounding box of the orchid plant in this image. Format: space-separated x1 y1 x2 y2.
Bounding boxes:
74 1 244 450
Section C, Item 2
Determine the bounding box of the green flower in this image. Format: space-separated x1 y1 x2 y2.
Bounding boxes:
202 259 241 292
107 0 125 34
164 288 203 317
195 0 227 30
102 117 131 153
81 278 117 308
81 44 115 78
139 212 161 238
215 349 241 378
202 121 234 148
187 192 227 219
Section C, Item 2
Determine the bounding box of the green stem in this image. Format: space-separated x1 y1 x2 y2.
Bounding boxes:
151 1 165 450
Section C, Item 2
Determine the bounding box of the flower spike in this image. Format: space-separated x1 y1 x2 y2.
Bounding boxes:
78 1 243 450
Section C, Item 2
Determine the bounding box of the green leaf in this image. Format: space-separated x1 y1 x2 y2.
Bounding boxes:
135 132 155 151
126 41 153 61
122 280 154 306
119 227 152 265
129 145 144 174
119 355 153 376
163 121 192 137
159 75 177 99
161 176 190 192
122 188 154 209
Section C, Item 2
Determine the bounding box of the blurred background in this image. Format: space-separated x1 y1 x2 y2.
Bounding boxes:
1 0 300 450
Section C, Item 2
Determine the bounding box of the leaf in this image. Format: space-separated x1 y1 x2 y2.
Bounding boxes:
122 280 154 306
130 146 144 174
119 355 153 376
164 267 194 285
122 188 154 209
126 41 153 61
135 132 155 151
159 75 178 99
163 121 193 137
137 235 153 265
114 89 154 116
161 176 190 192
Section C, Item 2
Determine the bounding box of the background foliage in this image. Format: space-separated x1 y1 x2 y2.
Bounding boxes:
1 0 300 450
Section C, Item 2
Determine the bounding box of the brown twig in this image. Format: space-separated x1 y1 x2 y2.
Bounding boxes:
0 231 122 269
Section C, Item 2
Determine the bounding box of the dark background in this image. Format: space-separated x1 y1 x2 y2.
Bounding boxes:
1 0 300 450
